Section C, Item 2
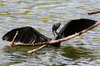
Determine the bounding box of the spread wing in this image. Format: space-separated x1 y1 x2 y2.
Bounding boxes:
59 19 97 38
2 27 51 44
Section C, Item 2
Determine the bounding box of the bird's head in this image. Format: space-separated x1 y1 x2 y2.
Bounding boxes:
52 22 61 37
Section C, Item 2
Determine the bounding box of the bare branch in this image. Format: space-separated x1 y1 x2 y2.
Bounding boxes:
27 45 47 53
10 31 18 47
88 11 100 15
15 42 49 46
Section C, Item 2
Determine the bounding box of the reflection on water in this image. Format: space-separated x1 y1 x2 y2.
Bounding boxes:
62 46 94 60
0 0 100 65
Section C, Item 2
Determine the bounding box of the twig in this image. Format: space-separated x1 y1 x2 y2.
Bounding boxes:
15 42 48 46
15 44 34 46
88 11 100 15
27 21 100 53
10 31 18 47
27 45 47 53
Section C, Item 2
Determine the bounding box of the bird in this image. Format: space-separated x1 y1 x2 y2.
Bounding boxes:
2 18 97 47
52 18 97 47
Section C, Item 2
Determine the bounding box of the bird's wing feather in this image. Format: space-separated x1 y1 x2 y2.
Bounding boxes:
59 19 97 38
2 27 51 44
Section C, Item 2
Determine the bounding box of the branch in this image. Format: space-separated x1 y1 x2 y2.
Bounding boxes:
15 42 48 46
88 11 100 15
27 45 47 53
27 21 100 53
10 31 18 47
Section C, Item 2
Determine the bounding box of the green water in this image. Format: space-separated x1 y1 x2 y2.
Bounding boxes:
0 0 100 66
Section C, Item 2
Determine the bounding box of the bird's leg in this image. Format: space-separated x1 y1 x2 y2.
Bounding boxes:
10 31 18 47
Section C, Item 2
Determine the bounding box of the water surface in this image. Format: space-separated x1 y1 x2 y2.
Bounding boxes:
0 0 100 66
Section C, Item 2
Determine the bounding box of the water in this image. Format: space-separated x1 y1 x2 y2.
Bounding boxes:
0 0 100 66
